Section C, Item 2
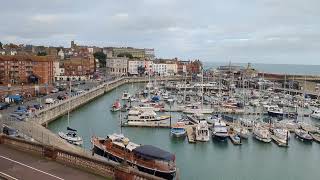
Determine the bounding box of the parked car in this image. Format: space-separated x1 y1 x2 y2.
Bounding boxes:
58 86 66 91
33 104 43 110
17 106 28 111
51 88 59 93
0 102 10 110
57 95 67 100
9 113 26 121
76 90 84 94
45 98 55 104
2 125 18 136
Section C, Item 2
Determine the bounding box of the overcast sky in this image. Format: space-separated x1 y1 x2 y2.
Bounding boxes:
1 0 319 64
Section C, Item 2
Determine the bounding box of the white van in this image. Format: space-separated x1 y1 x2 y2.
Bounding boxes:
45 98 55 104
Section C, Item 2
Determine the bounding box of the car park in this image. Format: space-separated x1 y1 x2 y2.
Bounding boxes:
0 102 10 110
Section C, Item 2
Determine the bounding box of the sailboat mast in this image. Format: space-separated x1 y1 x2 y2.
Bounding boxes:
67 80 71 126
201 67 204 109
184 73 186 103
302 75 307 122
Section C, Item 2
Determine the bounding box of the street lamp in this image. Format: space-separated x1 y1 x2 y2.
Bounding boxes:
122 137 130 165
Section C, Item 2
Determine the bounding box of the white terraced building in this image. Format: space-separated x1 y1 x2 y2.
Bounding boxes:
152 63 168 76
128 59 153 75
106 57 128 76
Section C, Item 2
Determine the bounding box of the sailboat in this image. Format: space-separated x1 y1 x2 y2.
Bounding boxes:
58 81 83 146
111 99 121 112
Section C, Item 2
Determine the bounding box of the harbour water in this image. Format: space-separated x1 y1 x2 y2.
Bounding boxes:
48 83 320 180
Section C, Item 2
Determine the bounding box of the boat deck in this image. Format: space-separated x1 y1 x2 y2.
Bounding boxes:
310 133 320 143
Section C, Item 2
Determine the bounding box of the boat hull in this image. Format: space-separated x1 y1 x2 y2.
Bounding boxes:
267 111 284 117
127 120 168 127
229 135 242 145
170 130 186 138
295 134 313 142
58 132 83 145
111 108 121 112
310 114 320 120
253 133 271 143
195 136 210 142
212 133 228 141
92 145 176 180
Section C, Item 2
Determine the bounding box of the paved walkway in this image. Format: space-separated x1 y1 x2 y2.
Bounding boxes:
0 145 107 180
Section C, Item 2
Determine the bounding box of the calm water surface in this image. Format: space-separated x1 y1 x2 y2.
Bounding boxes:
49 83 320 180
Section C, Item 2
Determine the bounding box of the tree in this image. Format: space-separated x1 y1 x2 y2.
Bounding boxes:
117 52 133 59
93 52 106 67
0 41 3 49
137 66 146 76
37 52 47 56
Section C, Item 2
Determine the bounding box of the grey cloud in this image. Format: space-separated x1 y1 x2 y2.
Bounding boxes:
0 0 319 64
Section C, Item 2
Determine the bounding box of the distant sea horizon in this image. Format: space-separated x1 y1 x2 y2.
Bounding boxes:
203 61 320 76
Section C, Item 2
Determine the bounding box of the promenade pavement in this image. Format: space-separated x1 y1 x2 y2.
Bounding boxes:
0 145 106 180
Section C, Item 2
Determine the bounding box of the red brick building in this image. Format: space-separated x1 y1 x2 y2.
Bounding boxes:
186 60 202 74
64 55 95 76
0 55 54 85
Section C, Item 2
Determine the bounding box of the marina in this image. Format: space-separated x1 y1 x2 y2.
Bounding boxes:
48 78 320 180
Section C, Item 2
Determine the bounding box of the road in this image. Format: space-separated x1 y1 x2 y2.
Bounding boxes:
0 79 102 121
0 145 106 180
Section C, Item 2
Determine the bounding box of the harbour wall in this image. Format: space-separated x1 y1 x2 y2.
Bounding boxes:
29 76 185 126
260 73 320 82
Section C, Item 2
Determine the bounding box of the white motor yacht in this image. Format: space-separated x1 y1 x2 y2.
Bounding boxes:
126 109 170 126
253 125 271 143
311 109 320 120
212 121 229 141
122 91 131 100
195 121 210 142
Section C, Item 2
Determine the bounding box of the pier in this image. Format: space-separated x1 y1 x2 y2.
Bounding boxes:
186 126 196 143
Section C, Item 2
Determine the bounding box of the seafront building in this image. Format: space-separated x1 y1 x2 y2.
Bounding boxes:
106 57 128 76
0 40 204 81
127 59 153 75
152 61 168 76
61 55 95 80
0 55 54 85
